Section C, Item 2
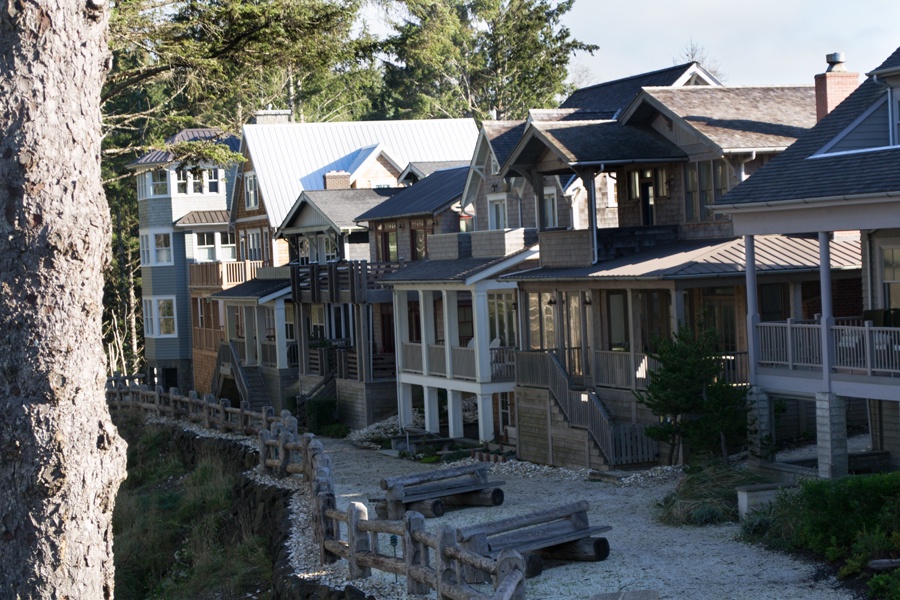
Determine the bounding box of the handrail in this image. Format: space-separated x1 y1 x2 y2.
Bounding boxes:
228 340 251 404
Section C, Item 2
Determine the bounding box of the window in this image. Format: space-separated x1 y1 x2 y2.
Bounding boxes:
325 236 338 262
263 229 271 264
136 172 150 200
684 164 699 221
196 232 215 262
488 292 516 346
264 308 276 340
193 171 203 194
310 304 326 340
527 292 556 350
221 232 236 260
138 229 174 266
606 290 629 351
487 193 507 230
542 187 558 228
247 231 262 261
207 169 220 193
143 297 177 337
245 173 258 210
176 169 188 194
376 225 398 262
412 229 427 260
490 154 500 175
151 170 168 196
883 247 900 309
685 160 731 222
296 238 310 265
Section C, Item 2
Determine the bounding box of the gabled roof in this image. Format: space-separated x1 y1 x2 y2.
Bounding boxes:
481 121 528 167
399 160 470 183
560 62 720 116
129 128 240 168
276 188 398 238
382 246 537 285
355 166 469 222
623 86 816 152
174 210 230 228
505 235 859 282
504 120 687 173
869 46 900 76
716 76 897 208
210 278 290 302
343 143 404 185
240 119 478 228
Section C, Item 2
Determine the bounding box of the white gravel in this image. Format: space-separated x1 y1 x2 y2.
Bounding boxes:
280 437 861 600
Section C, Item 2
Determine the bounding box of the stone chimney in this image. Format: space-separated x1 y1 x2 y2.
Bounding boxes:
814 52 860 121
324 170 351 190
251 109 292 125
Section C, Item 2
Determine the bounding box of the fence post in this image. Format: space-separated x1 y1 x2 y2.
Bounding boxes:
347 502 372 579
281 410 298 437
403 511 430 594
154 386 164 417
262 405 275 430
258 430 272 474
278 431 294 477
435 526 458 600
202 393 215 429
494 549 526 600
238 400 248 434
219 398 231 431
307 439 324 482
313 477 339 564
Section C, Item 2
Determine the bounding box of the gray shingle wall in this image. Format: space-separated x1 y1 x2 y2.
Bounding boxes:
538 230 593 267
429 232 471 260
831 101 889 152
140 196 175 229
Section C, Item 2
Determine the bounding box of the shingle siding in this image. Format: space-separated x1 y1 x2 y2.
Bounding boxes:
830 101 890 153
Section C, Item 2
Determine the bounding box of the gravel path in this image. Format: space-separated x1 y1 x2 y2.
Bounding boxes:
284 438 861 600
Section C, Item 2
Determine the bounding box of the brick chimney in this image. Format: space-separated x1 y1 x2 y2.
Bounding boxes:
815 52 860 121
324 170 351 189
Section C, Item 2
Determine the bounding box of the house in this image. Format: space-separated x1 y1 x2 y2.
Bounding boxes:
212 114 479 411
129 128 240 393
716 50 900 478
377 63 723 447
500 76 863 469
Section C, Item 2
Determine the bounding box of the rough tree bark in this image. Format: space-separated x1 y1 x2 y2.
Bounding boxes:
0 0 127 597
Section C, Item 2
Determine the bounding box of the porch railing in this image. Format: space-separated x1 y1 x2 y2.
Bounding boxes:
490 347 516 382
451 346 476 380
192 326 225 351
832 323 900 375
592 351 657 390
260 341 277 368
287 342 299 368
189 260 262 288
427 344 446 376
757 320 821 369
402 342 422 374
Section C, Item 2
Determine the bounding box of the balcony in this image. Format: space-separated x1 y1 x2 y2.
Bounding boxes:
591 350 749 390
189 260 263 290
192 326 225 351
292 260 403 304
400 341 516 382
539 225 680 268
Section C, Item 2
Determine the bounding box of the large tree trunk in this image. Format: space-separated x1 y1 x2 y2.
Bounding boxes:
0 0 127 597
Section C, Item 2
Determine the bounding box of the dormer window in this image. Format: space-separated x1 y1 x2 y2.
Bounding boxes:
487 193 507 230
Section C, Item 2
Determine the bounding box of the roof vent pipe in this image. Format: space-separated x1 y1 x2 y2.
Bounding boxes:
825 52 846 72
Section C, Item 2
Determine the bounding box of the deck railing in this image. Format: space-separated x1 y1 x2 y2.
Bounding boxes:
427 344 446 376
452 346 476 380
592 351 657 390
260 341 278 368
402 342 423 374
189 260 263 288
192 326 225 351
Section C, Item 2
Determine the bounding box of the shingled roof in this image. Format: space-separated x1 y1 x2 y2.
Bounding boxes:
560 62 719 115
277 188 399 238
716 76 897 208
630 86 816 151
870 46 900 75
129 128 240 168
355 166 468 222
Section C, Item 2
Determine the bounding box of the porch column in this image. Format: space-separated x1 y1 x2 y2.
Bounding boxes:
420 290 435 375
443 290 459 377
394 289 409 373
745 235 760 383
819 231 834 388
274 299 287 369
298 302 310 374
225 304 237 341
532 171 545 232
473 290 491 382
254 305 266 366
355 304 370 382
243 306 256 365
747 386 773 467
476 392 495 443
448 390 464 439
626 288 638 421
670 287 685 330
424 386 440 434
816 392 848 478
398 382 414 428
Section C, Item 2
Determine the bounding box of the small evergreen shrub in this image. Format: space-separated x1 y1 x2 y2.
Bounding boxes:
306 397 338 435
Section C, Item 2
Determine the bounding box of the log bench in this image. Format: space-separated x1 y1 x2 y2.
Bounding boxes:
456 500 611 580
371 463 505 519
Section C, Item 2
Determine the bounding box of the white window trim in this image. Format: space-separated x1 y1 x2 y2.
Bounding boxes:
487 192 507 230
245 172 259 210
543 186 558 228
143 296 178 338
149 169 169 197
194 231 216 263
138 228 175 267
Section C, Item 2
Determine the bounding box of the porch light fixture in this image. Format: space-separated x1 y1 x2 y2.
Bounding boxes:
583 293 592 305
547 296 557 306
511 301 517 310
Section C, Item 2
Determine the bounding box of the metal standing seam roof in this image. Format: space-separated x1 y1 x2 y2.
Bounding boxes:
382 248 535 284
209 278 290 300
241 118 478 229
174 210 230 227
129 128 241 168
503 235 860 281
632 86 817 151
355 166 469 222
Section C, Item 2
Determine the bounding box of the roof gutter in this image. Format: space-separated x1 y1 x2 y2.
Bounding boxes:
715 190 900 213
570 156 688 168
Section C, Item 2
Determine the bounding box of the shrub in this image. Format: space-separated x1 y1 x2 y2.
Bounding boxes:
869 572 900 599
306 397 338 435
657 462 768 526
320 423 350 438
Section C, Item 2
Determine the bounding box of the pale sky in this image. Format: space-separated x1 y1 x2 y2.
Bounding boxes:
563 0 900 86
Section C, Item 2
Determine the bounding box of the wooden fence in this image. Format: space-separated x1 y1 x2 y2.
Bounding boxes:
107 374 526 599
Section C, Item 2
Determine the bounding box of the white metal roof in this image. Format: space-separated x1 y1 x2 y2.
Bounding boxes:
242 119 479 228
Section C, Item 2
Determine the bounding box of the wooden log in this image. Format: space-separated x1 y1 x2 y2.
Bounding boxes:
374 501 388 520
258 430 272 472
456 500 590 542
521 553 544 578
493 549 526 600
347 502 371 579
869 558 900 571
537 536 610 562
380 463 489 490
461 532 491 584
443 487 504 507
407 499 445 518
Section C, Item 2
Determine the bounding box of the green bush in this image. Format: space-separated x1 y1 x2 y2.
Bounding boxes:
306 397 338 435
658 462 768 526
320 423 350 438
869 572 900 599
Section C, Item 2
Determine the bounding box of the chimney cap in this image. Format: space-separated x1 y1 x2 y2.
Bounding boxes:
826 52 846 72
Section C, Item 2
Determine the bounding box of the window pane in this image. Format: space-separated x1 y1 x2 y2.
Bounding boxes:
154 233 172 263
387 232 397 261
207 169 219 193
193 172 203 194
176 169 188 194
152 170 168 195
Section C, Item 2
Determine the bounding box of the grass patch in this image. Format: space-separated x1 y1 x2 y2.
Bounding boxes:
658 462 769 526
113 420 272 599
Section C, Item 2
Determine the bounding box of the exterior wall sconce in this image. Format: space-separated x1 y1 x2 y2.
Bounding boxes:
547 296 557 306
583 293 592 305
511 301 518 310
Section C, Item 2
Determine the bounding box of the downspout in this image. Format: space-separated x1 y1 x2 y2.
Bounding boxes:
589 166 602 265
738 151 756 182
